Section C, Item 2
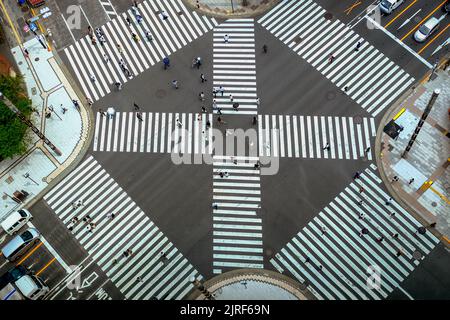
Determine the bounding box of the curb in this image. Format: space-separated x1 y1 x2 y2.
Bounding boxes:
182 0 280 19
375 54 450 249
185 268 316 300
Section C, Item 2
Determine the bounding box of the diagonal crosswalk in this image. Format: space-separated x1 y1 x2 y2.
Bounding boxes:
270 164 439 300
258 114 377 160
63 0 218 102
213 19 258 115
258 0 415 118
212 156 264 274
93 111 214 154
43 155 203 300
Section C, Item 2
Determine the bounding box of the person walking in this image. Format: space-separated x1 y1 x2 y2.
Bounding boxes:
322 142 330 151
195 56 202 69
355 39 363 51
117 44 123 54
219 85 224 96
103 53 109 63
223 34 229 43
176 118 182 128
353 171 361 179
391 176 399 182
90 74 96 83
408 178 415 185
217 116 226 125
145 30 153 41
200 73 207 83
133 102 140 111
106 213 116 220
126 16 131 26
385 197 392 206
199 92 205 101
163 57 170 69
23 48 30 58
136 112 143 121
172 80 179 89
364 147 371 154
262 44 268 53
328 54 335 64
252 116 257 125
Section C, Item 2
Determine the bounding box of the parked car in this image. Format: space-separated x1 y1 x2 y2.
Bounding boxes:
414 17 440 42
379 0 404 15
0 265 29 289
1 208 33 235
1 228 40 261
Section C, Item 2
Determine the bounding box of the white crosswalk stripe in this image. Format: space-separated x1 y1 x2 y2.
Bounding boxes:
99 0 118 20
270 164 439 300
43 156 203 300
213 19 258 115
258 114 376 160
63 0 218 102
258 0 415 118
212 155 264 274
93 112 213 154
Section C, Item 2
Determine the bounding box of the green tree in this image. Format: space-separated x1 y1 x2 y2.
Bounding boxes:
0 74 32 160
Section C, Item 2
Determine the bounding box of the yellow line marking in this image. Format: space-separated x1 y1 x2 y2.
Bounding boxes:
36 257 56 276
393 108 406 120
344 1 362 15
429 186 450 205
401 0 448 41
443 236 450 244
385 0 418 28
417 24 450 55
0 0 22 45
16 241 43 266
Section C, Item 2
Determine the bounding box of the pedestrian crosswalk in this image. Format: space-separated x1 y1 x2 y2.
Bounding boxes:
258 0 415 118
258 114 377 160
63 0 218 102
93 112 214 154
213 19 258 115
99 0 118 20
43 155 203 300
212 156 264 274
270 164 439 300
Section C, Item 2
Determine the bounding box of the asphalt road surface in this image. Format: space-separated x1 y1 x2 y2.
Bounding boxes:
19 0 449 300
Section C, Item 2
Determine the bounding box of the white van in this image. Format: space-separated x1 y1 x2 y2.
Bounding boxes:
14 275 49 300
379 0 404 14
1 209 33 235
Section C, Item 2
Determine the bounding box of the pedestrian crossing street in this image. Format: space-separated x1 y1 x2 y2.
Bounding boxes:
63 0 218 102
212 156 264 274
93 112 214 154
258 0 415 118
213 19 258 115
43 156 203 300
258 114 377 160
270 164 439 300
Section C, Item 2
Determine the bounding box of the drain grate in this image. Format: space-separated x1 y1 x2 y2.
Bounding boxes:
324 12 333 20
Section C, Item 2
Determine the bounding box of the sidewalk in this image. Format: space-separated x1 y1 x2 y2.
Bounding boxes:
183 0 279 18
377 62 450 246
0 37 91 220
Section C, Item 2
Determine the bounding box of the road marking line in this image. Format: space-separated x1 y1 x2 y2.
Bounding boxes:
400 0 448 41
418 24 450 54
344 1 362 15
16 241 43 266
366 16 433 68
36 257 56 276
397 285 414 300
385 0 418 28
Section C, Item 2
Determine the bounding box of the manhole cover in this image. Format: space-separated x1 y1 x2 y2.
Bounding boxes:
324 12 333 20
413 250 423 260
265 248 273 256
326 91 336 100
353 116 363 124
35 57 40 62
293 35 302 44
431 202 437 207
155 89 166 98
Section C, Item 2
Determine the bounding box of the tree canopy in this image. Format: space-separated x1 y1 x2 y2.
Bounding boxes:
0 74 32 160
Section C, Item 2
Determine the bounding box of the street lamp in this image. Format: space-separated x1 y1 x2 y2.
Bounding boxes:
23 172 39 185
190 276 215 300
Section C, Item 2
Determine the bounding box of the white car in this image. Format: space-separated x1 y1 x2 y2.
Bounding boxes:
414 17 440 42
1 209 33 235
379 0 404 15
